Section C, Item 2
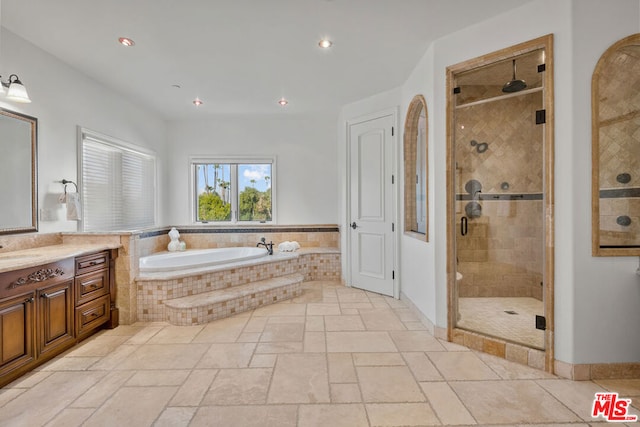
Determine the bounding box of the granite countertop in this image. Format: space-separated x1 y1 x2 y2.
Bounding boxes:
0 243 121 274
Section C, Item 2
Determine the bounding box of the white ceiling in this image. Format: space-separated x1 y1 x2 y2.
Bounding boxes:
1 0 534 119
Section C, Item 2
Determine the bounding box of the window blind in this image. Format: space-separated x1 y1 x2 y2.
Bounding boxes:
81 131 156 231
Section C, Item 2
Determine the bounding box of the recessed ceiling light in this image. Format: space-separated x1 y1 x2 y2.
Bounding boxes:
278 98 288 106
118 37 135 47
318 39 332 49
193 97 203 106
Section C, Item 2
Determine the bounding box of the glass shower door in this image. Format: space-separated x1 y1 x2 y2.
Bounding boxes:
453 50 546 349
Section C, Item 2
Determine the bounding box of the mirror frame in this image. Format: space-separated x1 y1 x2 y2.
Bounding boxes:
591 33 640 256
403 94 429 241
0 108 38 235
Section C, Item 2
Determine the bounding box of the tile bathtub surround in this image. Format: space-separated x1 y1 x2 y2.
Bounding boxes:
137 225 340 256
136 251 341 323
165 275 303 326
3 281 638 427
129 226 340 323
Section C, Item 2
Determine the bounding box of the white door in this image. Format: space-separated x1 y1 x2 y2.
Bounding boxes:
348 114 395 296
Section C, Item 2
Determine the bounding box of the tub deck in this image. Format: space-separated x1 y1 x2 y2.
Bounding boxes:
135 248 340 324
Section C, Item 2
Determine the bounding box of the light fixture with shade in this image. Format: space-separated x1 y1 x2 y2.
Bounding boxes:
1 74 31 103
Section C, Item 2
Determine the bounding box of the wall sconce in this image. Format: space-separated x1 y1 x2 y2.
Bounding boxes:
0 74 31 103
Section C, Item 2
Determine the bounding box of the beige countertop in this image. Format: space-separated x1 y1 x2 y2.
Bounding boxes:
0 243 121 274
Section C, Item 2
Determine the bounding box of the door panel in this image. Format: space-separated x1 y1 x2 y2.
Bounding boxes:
349 114 395 296
38 279 75 356
358 233 385 279
358 132 385 220
0 293 35 377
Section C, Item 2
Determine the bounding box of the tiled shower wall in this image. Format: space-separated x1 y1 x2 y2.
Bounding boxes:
455 91 544 300
455 200 543 299
597 46 640 247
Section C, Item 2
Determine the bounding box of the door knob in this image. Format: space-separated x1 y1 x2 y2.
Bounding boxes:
351 221 358 230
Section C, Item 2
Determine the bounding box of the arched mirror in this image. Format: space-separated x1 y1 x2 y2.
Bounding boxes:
592 33 640 256
0 108 37 235
404 94 428 240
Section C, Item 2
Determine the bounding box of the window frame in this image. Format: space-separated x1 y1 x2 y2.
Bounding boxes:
78 127 157 232
189 155 277 225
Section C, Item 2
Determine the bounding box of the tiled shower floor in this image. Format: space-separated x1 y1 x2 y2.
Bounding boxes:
457 297 545 349
1 282 637 426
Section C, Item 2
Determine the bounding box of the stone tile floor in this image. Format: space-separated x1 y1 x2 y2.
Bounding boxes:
1 281 638 426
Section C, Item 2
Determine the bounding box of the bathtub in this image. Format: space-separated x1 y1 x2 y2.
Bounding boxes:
139 247 269 273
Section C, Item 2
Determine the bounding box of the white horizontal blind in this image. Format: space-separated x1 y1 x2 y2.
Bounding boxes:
81 132 156 231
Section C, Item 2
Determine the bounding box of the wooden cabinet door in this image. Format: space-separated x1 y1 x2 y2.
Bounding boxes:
38 279 75 357
0 292 35 378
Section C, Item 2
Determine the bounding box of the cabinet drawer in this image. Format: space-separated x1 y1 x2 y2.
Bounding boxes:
76 294 110 338
0 258 74 300
75 251 109 275
75 269 109 305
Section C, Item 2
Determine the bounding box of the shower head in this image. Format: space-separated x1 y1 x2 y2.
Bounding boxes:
502 59 527 93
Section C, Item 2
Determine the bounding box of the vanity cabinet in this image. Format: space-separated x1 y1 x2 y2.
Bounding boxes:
0 257 75 385
75 251 111 339
0 250 116 387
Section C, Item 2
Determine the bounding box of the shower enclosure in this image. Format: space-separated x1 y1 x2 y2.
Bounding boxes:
447 41 553 353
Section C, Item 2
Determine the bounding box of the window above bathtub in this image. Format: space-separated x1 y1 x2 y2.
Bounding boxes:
189 156 276 224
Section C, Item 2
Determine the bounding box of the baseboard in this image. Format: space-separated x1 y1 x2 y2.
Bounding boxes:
399 291 435 335
555 360 640 380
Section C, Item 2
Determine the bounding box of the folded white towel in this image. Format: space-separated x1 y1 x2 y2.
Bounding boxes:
66 192 82 221
278 241 300 252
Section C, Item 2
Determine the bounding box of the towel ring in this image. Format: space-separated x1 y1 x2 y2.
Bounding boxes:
61 179 78 193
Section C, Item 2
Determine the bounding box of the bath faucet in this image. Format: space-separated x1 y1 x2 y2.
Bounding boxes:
257 237 274 255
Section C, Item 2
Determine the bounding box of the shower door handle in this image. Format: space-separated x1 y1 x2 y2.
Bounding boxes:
461 216 468 236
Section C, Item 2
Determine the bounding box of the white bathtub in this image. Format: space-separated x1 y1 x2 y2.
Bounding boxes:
139 247 269 273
